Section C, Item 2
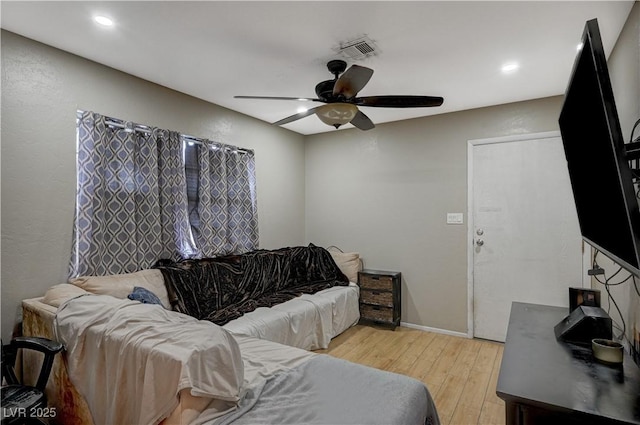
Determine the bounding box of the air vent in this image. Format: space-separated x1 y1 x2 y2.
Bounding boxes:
336 36 379 60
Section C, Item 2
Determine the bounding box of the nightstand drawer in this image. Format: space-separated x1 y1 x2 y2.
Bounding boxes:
360 304 394 323
359 274 393 291
360 289 393 307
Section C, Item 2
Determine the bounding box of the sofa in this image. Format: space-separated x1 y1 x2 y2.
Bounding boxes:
20 245 440 425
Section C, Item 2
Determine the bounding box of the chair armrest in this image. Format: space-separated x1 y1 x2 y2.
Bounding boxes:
11 336 63 391
12 336 63 355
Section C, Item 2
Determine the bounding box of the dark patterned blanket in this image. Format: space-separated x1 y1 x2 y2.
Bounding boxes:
155 244 348 325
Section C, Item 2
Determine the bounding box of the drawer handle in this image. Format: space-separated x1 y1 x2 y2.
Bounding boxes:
372 306 381 311
372 291 381 296
371 276 380 280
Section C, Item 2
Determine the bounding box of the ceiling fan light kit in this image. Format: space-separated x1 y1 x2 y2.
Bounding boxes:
315 103 358 129
235 59 443 131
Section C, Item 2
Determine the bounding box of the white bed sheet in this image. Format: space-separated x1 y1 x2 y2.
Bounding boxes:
54 295 245 425
192 335 317 425
22 282 359 425
222 283 360 350
194 335 440 425
21 297 318 425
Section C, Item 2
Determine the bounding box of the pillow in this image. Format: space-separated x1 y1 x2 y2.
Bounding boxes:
327 249 362 283
128 286 162 305
69 269 171 309
43 283 89 308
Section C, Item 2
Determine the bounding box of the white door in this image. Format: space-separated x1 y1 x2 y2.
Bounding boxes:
468 132 585 342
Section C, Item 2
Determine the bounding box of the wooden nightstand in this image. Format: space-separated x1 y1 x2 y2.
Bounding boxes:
358 269 401 329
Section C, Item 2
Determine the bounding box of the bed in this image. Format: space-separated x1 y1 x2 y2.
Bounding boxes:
20 245 440 424
222 283 360 350
20 278 360 423
45 294 439 425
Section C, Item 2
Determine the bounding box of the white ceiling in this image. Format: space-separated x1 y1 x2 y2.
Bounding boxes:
1 1 634 135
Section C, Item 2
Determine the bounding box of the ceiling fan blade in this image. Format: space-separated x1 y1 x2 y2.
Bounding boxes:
353 95 444 108
350 110 375 131
235 95 323 102
272 106 321 126
333 65 374 99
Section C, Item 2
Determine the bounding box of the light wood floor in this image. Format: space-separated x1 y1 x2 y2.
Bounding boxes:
314 324 506 425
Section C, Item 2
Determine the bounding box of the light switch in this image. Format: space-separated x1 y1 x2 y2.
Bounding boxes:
447 213 464 224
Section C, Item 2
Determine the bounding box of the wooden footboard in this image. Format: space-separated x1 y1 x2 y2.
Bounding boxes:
22 298 94 425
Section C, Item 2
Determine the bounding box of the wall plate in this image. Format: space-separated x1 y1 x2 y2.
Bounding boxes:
447 213 464 224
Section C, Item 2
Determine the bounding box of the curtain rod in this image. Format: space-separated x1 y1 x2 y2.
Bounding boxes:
76 110 253 155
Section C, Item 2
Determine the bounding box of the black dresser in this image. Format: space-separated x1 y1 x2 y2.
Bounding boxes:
497 302 640 425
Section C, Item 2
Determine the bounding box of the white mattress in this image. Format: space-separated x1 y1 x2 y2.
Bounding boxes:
222 283 360 350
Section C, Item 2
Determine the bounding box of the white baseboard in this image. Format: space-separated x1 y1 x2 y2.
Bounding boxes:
400 321 469 339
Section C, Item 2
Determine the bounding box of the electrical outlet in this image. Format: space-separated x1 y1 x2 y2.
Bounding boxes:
447 213 464 224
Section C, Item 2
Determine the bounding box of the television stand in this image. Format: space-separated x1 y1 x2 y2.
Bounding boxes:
496 302 640 425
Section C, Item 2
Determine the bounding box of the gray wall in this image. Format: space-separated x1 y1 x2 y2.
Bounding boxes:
1 31 306 340
304 96 564 332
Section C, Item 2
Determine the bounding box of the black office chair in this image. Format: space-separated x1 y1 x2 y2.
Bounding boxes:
1 337 63 425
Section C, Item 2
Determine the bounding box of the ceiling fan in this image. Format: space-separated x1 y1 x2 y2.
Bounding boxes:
235 59 444 131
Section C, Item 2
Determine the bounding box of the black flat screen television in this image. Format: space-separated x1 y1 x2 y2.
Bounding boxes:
559 18 640 278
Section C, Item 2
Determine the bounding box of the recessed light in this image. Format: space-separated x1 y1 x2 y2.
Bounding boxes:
93 15 114 27
501 62 520 73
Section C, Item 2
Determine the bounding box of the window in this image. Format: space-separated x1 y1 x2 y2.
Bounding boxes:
69 111 258 277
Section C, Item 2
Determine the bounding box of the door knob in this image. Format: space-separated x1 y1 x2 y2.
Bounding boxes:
476 229 484 236
476 239 484 246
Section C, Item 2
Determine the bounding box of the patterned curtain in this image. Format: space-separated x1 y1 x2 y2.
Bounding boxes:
69 111 194 277
186 141 259 257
